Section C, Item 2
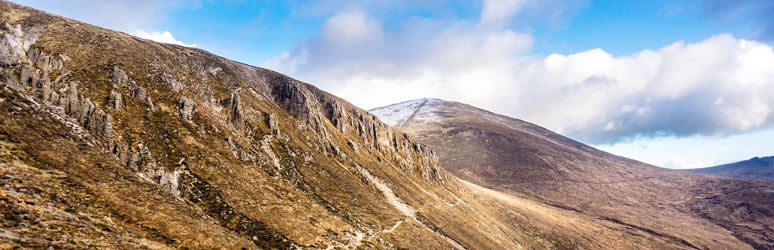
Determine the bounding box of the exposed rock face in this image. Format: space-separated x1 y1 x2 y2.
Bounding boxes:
108 90 124 111
132 86 146 100
267 75 444 184
124 142 184 196
111 66 129 88
347 139 359 153
0 23 42 65
230 91 243 126
178 96 194 120
0 23 114 146
267 112 280 134
161 73 183 91
146 96 158 112
28 48 64 71
56 82 114 144
18 64 37 87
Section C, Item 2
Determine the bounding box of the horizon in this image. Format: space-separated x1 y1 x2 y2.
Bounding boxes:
12 0 774 169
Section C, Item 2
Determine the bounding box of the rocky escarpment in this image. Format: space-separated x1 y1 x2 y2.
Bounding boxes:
0 3 531 249
265 74 443 185
2 24 114 145
12 28 445 193
0 16 443 203
0 21 189 199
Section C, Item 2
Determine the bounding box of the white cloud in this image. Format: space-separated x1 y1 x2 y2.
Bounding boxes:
320 11 382 47
135 30 197 47
480 0 528 25
266 5 774 145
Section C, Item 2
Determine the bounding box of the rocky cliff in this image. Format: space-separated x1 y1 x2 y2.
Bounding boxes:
0 2 573 249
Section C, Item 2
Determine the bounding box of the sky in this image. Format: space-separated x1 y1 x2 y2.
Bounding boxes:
11 0 774 169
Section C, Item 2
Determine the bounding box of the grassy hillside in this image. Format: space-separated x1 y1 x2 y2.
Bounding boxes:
373 98 774 249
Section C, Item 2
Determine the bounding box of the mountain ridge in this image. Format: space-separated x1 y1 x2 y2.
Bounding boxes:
372 98 774 250
687 156 774 179
0 2 544 248
3 2 772 249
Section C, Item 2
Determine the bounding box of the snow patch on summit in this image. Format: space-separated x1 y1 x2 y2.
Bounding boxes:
370 98 442 128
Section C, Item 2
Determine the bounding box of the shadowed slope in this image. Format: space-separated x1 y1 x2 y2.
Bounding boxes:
687 156 774 179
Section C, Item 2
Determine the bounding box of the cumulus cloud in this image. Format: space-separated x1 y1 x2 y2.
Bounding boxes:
520 35 774 144
266 5 774 144
135 30 197 47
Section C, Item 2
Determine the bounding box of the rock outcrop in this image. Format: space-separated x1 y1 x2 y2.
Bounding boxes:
111 66 129 88
266 75 444 184
0 22 114 147
132 86 146 100
230 90 243 126
161 73 183 91
0 22 42 65
178 96 194 120
108 90 124 111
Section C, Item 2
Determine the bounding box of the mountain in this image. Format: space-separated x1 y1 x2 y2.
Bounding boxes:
371 98 774 250
8 2 746 249
687 156 774 179
0 2 566 249
3 1 772 248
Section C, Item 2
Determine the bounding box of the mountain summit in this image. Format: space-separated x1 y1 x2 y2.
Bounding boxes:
372 98 774 250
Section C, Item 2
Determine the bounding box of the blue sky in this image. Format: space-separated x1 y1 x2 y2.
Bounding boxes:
12 0 774 169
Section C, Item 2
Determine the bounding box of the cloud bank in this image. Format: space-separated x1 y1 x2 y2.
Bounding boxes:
266 3 774 144
135 30 197 47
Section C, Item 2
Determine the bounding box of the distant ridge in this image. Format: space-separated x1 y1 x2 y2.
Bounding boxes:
686 156 774 179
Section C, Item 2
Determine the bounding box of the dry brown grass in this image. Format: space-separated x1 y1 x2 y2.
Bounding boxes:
397 99 774 249
0 1 615 249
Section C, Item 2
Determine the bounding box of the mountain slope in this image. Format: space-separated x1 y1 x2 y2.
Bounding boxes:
6 2 728 249
3 2 770 249
0 2 564 249
372 98 774 249
687 156 774 179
